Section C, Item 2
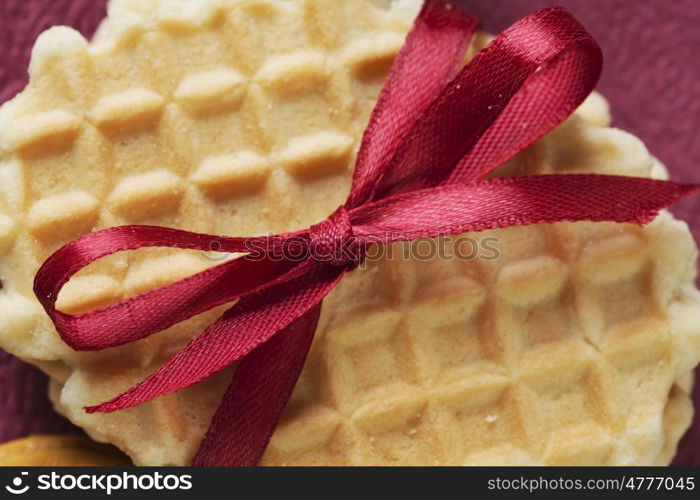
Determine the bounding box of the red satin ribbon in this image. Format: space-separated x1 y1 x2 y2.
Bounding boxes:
33 1 698 466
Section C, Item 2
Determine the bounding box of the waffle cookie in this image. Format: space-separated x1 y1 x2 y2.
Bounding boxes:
0 0 699 466
0 434 129 466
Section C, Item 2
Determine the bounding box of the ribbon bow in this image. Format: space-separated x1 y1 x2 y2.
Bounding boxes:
34 1 697 466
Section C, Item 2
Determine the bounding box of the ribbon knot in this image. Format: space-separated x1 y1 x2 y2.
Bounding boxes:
308 206 359 268
31 0 698 466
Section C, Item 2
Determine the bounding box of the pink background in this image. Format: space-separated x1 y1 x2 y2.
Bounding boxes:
0 0 698 465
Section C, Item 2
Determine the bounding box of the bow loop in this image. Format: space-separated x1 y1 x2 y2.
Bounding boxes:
372 7 603 199
346 0 479 207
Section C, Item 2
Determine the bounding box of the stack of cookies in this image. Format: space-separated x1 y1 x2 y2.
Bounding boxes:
0 0 698 465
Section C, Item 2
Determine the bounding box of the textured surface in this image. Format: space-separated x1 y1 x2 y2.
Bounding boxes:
0 0 698 465
0 0 107 444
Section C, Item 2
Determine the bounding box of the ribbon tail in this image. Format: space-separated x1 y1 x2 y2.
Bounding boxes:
85 261 344 414
350 175 699 240
193 303 322 466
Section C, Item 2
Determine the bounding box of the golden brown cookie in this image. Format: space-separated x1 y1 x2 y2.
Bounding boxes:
0 435 130 466
0 0 698 465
